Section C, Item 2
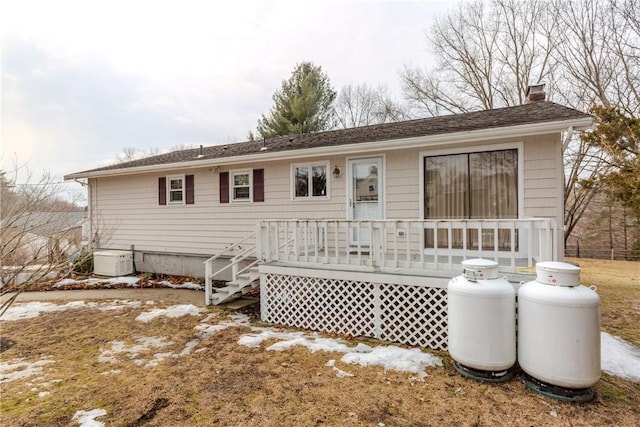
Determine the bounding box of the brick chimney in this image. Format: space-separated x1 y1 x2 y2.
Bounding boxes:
525 84 546 104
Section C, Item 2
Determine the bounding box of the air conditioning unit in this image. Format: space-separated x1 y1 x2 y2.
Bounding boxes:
93 250 134 276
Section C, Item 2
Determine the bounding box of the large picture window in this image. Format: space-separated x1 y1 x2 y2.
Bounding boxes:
292 162 328 199
424 149 518 249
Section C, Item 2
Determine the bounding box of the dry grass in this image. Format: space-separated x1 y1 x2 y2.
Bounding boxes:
1 258 639 426
566 257 640 346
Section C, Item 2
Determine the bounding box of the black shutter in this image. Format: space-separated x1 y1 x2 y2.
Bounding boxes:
220 172 229 203
158 177 166 205
185 174 194 204
253 169 264 202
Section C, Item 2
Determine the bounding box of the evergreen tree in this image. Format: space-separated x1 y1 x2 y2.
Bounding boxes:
583 105 640 220
257 62 336 138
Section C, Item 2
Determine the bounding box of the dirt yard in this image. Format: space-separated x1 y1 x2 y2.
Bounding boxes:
1 259 638 426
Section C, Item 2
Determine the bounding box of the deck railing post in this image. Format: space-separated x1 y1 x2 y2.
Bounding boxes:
256 223 263 261
552 220 558 261
231 254 239 282
544 220 552 261
204 259 211 305
259 218 556 273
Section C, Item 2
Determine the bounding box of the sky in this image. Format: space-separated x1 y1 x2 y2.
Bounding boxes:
1 0 451 203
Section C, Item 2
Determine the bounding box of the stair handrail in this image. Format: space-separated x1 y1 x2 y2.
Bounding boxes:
230 233 297 281
204 231 257 303
205 242 257 282
234 258 261 278
203 231 257 268
205 230 296 305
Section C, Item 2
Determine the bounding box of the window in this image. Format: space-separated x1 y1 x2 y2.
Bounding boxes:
158 175 194 205
292 162 328 199
424 149 518 249
219 169 263 204
168 176 184 204
231 170 252 202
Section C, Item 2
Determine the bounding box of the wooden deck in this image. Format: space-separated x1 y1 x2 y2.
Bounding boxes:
206 218 553 349
257 218 557 274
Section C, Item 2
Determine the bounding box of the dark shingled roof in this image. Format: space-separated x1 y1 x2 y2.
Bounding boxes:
69 101 589 176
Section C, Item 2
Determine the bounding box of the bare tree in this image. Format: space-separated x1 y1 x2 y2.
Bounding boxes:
563 133 609 245
401 0 638 114
402 0 640 247
116 146 160 164
552 0 640 114
567 194 640 260
334 83 410 129
116 144 202 164
401 0 558 115
0 161 89 315
551 0 639 243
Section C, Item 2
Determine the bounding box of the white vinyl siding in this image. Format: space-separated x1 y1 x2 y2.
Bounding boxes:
90 133 564 258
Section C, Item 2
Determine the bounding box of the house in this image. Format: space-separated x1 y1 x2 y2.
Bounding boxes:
65 86 592 350
1 209 86 287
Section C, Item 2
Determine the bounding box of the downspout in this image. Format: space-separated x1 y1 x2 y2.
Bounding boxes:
86 179 94 249
560 126 574 261
74 178 92 250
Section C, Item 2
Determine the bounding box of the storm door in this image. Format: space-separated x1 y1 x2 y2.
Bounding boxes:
348 157 384 247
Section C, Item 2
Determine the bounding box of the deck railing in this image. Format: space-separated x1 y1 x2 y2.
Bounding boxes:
257 218 557 273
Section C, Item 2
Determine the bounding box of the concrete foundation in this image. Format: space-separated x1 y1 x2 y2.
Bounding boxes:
133 251 230 280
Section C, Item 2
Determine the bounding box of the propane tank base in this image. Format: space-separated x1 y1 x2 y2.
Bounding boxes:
524 374 595 403
454 361 515 383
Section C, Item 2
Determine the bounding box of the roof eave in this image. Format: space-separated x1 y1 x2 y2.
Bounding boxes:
64 116 592 180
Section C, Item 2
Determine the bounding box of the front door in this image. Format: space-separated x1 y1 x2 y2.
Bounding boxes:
348 157 384 247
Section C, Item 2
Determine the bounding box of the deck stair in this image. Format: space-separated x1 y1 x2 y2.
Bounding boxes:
204 230 263 306
210 266 260 305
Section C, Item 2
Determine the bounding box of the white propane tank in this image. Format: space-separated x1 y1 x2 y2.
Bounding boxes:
448 259 516 380
518 261 601 389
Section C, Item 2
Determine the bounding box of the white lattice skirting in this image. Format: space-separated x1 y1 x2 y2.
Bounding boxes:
260 266 449 351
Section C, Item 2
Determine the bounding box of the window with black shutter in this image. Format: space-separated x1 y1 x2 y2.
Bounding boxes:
219 169 264 203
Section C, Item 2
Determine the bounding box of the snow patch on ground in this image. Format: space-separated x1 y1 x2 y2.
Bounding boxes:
0 356 55 383
326 359 355 378
342 345 443 380
55 277 140 288
4 299 639 383
238 330 442 380
54 276 204 291
135 304 203 322
156 280 204 291
195 313 251 338
99 336 175 368
268 335 371 354
1 301 89 321
72 409 107 427
97 301 142 311
0 300 142 321
194 323 229 338
175 339 199 357
601 332 640 382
